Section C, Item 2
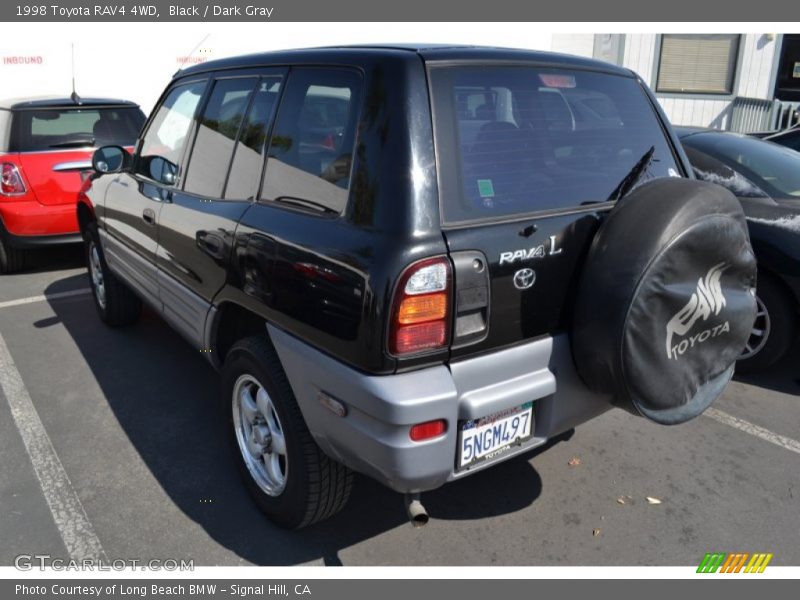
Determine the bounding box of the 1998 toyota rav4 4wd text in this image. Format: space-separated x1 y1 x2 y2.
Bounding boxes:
78 46 758 528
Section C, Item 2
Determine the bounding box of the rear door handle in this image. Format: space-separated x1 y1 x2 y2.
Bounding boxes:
142 208 156 226
197 231 225 260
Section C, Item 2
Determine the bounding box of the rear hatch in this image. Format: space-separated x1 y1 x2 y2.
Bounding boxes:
426 62 684 359
11 105 144 205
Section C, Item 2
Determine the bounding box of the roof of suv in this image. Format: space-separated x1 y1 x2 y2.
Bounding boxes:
176 44 633 79
0 96 140 110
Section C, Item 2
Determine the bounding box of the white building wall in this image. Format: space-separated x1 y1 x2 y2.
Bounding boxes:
619 33 780 128
735 34 779 98
622 34 658 85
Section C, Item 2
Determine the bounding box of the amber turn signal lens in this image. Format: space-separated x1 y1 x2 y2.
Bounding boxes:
397 293 447 325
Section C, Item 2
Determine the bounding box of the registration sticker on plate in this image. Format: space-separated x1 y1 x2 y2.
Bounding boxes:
458 402 534 469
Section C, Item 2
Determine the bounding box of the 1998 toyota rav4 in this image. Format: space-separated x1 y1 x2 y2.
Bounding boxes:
78 46 758 528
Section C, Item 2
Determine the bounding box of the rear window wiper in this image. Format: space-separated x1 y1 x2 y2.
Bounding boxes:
48 138 95 149
273 196 338 215
607 145 655 201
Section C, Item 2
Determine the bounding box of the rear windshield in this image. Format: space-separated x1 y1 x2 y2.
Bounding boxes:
11 107 145 151
428 66 681 225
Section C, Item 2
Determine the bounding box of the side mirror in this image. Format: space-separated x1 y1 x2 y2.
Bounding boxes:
148 156 178 186
92 146 131 174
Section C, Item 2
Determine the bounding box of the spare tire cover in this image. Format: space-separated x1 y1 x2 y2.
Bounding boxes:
572 178 757 425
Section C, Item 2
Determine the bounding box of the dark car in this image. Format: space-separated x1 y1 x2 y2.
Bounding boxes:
763 126 800 152
0 95 145 273
677 127 800 370
77 46 758 528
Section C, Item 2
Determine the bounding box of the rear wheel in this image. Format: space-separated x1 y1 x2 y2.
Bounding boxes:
737 274 797 372
0 237 27 274
84 224 141 326
222 335 352 529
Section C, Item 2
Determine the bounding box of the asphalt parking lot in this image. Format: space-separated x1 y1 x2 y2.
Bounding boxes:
1 247 799 567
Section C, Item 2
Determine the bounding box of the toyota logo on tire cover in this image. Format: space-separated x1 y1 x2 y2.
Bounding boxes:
665 262 730 359
513 268 536 290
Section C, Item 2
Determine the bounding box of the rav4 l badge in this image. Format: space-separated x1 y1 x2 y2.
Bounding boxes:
513 268 536 290
499 235 563 265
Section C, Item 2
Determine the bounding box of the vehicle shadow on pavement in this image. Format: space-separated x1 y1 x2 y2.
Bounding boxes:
21 245 84 273
44 274 549 566
733 337 800 396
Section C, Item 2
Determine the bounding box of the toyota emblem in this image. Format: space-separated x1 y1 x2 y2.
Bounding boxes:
513 268 536 290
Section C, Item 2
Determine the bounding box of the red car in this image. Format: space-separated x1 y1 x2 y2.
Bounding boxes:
0 96 145 273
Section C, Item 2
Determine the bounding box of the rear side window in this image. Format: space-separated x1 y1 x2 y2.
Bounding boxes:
429 66 681 225
183 77 258 197
137 80 207 186
10 107 144 151
260 68 362 214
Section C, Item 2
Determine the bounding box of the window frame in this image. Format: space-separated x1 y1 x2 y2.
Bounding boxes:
167 68 289 202
654 34 742 97
181 74 261 199
426 60 684 229
133 76 211 189
257 66 365 218
221 72 287 201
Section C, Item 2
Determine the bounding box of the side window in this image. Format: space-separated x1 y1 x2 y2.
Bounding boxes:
136 80 207 186
260 68 362 214
183 77 258 197
224 77 283 200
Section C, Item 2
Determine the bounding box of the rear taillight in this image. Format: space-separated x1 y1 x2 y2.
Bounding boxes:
390 257 451 356
1 163 26 195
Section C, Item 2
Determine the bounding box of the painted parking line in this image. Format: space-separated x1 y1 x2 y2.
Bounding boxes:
0 288 91 310
0 331 106 561
704 407 800 456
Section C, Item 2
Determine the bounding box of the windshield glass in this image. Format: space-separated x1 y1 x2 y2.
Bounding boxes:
428 65 681 224
12 107 145 151
682 132 800 198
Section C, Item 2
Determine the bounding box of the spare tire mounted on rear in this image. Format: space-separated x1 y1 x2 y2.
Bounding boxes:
572 178 757 425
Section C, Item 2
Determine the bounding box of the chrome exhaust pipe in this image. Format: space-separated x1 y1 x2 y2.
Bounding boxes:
404 493 429 527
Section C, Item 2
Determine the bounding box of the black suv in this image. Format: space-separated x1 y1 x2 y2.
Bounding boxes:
79 46 758 529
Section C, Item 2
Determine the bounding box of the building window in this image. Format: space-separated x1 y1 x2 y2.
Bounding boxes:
656 34 740 95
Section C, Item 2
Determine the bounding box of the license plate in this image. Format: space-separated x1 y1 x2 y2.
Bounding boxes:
457 402 534 469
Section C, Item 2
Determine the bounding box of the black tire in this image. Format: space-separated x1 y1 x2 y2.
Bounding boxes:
737 273 797 372
0 237 27 274
222 335 352 529
84 224 141 326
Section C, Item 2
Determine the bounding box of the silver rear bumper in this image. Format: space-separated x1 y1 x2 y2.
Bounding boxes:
268 324 613 493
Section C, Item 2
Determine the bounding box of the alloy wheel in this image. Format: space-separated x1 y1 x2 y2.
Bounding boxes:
232 374 288 496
